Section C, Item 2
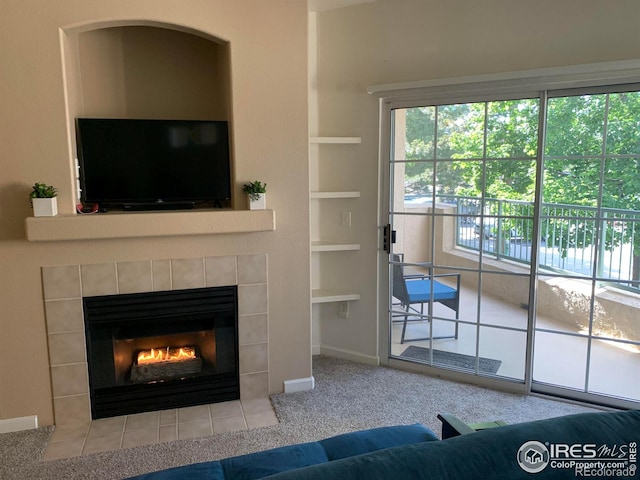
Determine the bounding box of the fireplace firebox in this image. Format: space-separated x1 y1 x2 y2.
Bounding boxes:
84 286 239 419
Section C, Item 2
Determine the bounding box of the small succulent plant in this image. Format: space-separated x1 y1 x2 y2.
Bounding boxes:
242 181 267 201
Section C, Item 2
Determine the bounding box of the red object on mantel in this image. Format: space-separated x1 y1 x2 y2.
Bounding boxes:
76 203 99 214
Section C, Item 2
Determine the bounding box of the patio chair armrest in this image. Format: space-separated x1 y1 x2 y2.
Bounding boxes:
405 272 461 285
433 272 462 291
408 261 433 268
432 273 460 279
393 260 433 270
404 273 427 280
437 413 476 439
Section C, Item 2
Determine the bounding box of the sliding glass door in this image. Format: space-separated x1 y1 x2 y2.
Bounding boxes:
384 86 640 408
534 90 640 406
387 99 538 383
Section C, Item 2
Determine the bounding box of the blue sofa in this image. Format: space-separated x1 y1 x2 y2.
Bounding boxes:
129 423 438 480
129 410 640 480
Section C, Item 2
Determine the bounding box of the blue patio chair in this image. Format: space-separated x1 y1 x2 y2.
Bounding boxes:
392 255 460 344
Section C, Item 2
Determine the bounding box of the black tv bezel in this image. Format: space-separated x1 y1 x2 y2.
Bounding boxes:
75 118 232 211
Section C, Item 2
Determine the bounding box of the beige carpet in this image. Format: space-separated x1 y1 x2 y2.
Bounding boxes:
0 355 601 480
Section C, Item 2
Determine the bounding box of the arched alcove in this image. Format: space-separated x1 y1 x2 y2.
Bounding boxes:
61 22 234 210
72 25 231 120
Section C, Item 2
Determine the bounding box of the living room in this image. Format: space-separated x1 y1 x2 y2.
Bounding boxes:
2 0 640 478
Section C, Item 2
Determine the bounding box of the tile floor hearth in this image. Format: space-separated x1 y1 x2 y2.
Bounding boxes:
43 398 278 461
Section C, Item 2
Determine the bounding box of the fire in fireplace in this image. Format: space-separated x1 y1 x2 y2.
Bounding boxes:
131 345 201 383
84 286 239 419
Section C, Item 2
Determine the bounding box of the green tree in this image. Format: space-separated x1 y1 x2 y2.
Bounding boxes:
543 93 640 285
403 106 435 194
402 92 640 288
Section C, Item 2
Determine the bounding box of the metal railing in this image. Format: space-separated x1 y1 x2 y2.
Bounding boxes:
432 194 640 290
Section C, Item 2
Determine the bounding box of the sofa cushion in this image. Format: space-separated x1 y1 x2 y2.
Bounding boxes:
319 423 438 461
127 423 439 480
128 443 328 480
220 442 329 480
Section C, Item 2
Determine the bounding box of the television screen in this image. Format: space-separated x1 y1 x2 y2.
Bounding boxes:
76 118 231 210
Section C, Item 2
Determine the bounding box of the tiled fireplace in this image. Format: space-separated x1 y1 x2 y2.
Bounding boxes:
42 254 269 425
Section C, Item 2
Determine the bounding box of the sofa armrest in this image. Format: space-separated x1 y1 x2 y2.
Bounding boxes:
437 413 476 439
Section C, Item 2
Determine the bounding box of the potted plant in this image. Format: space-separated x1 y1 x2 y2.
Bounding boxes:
30 182 58 217
243 180 267 210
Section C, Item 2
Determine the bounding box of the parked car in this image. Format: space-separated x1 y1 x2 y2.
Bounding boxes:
474 218 520 240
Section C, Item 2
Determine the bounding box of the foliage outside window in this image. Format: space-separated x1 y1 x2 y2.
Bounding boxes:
398 89 640 290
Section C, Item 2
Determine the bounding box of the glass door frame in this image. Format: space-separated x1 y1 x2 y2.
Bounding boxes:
378 94 541 396
376 67 640 409
532 86 640 409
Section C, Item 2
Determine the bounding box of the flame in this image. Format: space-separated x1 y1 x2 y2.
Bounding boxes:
137 346 196 365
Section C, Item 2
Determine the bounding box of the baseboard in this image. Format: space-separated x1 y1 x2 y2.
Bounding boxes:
319 345 380 366
283 376 315 393
312 344 321 356
0 415 38 434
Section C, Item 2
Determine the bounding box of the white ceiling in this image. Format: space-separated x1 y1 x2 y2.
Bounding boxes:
309 0 377 13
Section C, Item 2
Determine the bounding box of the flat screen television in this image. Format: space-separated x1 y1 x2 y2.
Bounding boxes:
76 118 231 211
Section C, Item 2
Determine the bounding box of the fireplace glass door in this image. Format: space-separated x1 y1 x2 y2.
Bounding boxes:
84 286 239 419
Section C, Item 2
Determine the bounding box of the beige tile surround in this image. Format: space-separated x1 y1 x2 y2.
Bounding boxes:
42 255 269 426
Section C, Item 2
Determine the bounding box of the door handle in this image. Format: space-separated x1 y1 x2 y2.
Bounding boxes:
383 224 396 254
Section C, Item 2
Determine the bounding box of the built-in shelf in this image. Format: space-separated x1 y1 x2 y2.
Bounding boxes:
310 136 361 144
25 209 276 241
311 241 360 252
312 289 361 304
309 134 362 327
310 191 360 199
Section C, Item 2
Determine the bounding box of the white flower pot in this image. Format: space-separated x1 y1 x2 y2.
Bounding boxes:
248 193 266 210
32 197 58 217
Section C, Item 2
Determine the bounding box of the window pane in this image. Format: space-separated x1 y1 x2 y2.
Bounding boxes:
404 106 435 160
606 91 640 155
533 332 588 390
542 158 600 206
486 99 539 159
536 275 593 334
479 326 527 380
538 218 598 277
400 161 433 203
479 272 529 328
545 95 606 157
485 159 536 201
589 338 640 401
603 157 640 209
435 159 477 196
436 103 484 159
595 210 640 287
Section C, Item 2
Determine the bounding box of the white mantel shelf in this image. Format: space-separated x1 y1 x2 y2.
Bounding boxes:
25 209 276 241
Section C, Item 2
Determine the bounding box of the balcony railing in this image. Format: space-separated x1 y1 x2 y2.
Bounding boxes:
432 194 640 290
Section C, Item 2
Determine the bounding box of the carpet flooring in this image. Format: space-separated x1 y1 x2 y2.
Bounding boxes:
400 346 503 374
0 355 601 480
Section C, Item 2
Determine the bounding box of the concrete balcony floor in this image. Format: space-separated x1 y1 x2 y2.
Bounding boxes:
390 284 640 404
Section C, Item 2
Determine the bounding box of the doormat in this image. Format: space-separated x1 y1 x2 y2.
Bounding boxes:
400 346 502 374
